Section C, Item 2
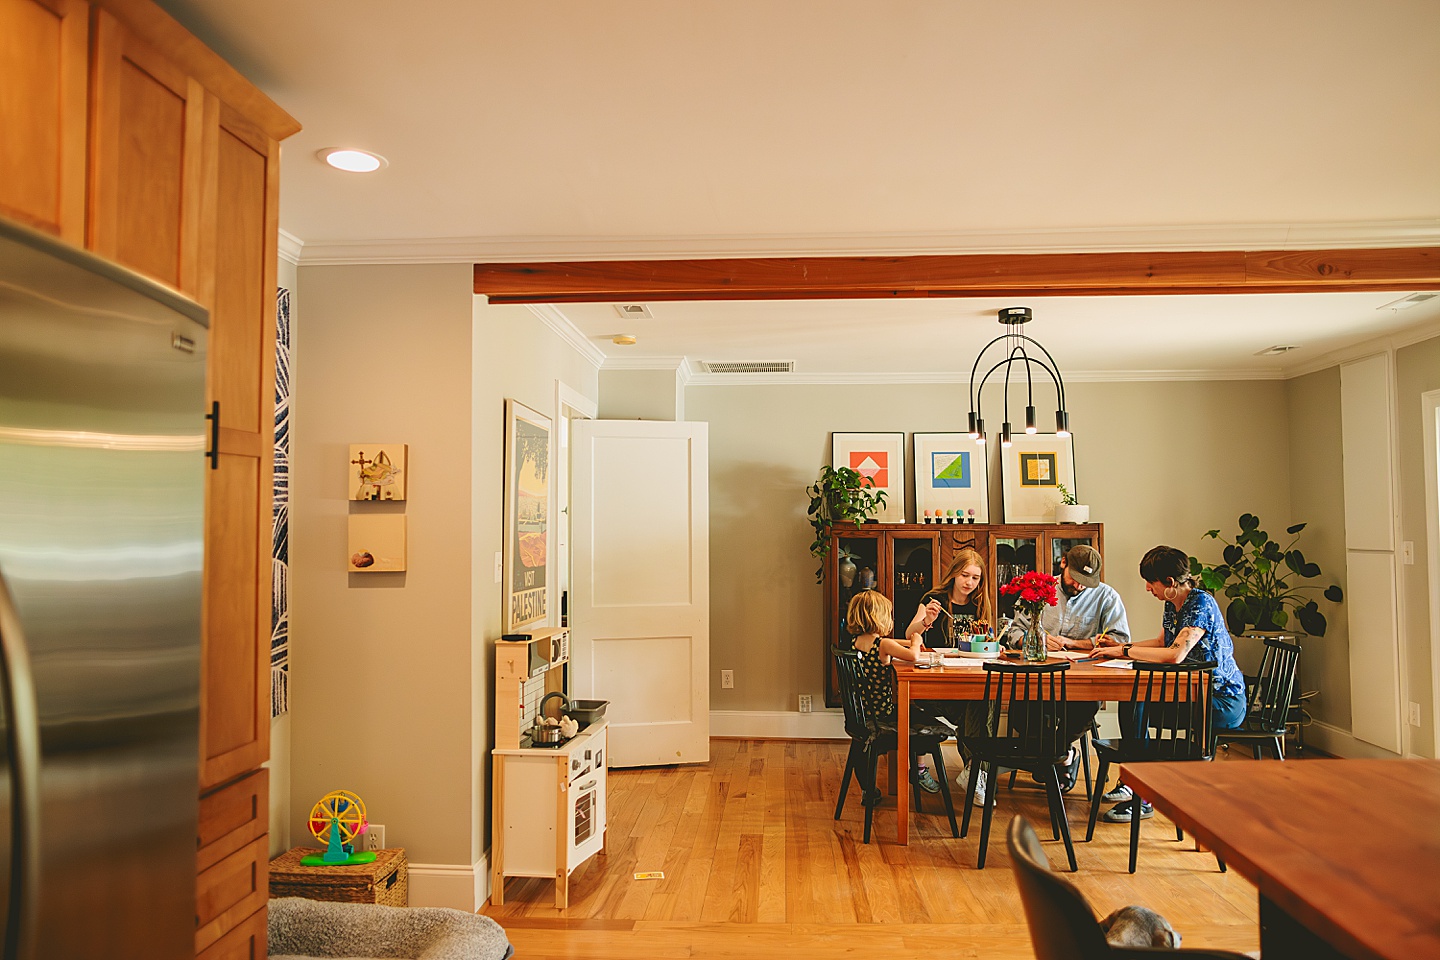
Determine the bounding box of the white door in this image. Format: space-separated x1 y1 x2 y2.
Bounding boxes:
571 420 709 767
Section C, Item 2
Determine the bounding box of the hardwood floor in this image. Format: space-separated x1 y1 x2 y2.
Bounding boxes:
483 739 1265 959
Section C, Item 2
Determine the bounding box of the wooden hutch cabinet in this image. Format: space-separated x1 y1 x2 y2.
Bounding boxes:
822 521 1104 707
3 0 299 955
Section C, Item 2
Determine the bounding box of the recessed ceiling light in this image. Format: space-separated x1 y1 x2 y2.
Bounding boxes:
1377 292 1438 311
612 334 637 346
317 148 388 173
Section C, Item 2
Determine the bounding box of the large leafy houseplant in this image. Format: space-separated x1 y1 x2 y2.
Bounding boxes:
1189 514 1344 636
806 465 888 582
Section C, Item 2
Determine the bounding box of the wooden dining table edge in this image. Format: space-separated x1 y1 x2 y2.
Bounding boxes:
1121 762 1391 960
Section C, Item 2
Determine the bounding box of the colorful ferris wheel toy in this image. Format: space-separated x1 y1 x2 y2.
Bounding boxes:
301 789 377 866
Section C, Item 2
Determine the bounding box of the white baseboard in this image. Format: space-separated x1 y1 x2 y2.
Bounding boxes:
1305 720 1402 759
710 709 848 739
407 854 489 912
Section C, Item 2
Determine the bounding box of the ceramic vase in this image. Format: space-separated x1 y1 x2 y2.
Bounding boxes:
838 555 857 589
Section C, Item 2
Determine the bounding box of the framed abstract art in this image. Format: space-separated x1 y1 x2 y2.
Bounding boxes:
831 432 906 523
912 432 989 522
1000 432 1076 523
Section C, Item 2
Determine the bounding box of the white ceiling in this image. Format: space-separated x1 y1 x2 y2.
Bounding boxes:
155 0 1440 375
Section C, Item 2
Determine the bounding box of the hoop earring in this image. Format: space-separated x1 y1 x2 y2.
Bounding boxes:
1163 583 1179 602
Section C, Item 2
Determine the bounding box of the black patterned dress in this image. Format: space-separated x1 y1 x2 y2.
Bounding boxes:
855 642 898 723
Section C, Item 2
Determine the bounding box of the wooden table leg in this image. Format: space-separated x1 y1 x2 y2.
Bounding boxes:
897 673 911 845
1260 893 1346 960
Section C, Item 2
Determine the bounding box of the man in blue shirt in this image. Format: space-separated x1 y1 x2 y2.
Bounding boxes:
1007 544 1130 791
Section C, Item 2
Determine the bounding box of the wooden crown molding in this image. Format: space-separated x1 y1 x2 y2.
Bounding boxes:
474 247 1440 303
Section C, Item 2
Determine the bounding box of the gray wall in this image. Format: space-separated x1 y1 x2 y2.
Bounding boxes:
687 378 1294 712
599 367 681 420
287 266 598 877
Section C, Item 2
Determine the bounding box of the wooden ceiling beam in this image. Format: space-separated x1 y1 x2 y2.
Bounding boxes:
473 247 1440 303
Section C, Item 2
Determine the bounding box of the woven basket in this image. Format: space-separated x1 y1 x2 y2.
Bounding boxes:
269 847 408 907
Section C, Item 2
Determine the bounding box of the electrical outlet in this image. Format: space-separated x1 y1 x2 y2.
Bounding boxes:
1409 702 1422 727
364 823 385 851
798 694 812 713
720 669 734 689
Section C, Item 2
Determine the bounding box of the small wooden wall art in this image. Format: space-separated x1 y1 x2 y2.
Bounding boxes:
349 444 408 501
348 514 406 572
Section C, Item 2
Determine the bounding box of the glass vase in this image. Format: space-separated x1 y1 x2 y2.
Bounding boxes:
1022 613 1047 662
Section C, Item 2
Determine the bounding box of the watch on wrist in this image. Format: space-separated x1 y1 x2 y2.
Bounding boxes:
1123 643 1133 658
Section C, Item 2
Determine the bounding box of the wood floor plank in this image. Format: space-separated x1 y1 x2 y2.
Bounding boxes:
485 738 1268 958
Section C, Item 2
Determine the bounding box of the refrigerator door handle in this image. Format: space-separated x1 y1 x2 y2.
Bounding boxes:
0 574 41 960
204 401 220 470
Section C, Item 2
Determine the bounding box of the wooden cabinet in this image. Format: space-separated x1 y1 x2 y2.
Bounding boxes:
6 0 299 954
0 0 89 241
822 521 1105 706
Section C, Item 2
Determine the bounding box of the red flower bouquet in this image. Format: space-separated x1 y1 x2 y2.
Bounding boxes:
999 570 1059 661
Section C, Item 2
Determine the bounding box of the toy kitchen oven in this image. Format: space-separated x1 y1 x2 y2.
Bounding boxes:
490 628 608 908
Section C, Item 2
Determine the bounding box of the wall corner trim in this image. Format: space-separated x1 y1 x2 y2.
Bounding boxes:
523 304 606 368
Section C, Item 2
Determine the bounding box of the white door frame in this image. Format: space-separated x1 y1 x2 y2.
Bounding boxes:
1423 388 1440 758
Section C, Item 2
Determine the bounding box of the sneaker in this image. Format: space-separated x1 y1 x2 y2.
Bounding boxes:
1101 783 1133 803
954 766 989 806
915 765 941 794
1101 800 1153 823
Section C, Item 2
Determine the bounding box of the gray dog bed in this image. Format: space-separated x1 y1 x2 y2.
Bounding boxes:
268 897 513 960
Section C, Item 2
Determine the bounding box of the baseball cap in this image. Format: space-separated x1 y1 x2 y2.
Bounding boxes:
1064 544 1103 588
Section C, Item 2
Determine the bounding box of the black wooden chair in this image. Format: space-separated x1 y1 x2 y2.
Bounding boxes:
1217 636 1301 760
1084 662 1225 874
1007 716 1100 800
1008 816 1253 959
960 661 1078 871
831 647 958 843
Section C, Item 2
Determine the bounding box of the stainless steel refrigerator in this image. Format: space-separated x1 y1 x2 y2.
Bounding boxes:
0 217 207 959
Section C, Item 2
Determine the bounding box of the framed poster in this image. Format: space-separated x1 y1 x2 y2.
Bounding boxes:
1000 432 1076 522
505 399 551 630
831 432 906 523
913 432 989 522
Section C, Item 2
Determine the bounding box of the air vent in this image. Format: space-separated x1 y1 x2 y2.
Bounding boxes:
701 360 795 374
613 304 653 319
1255 344 1299 356
1377 292 1438 311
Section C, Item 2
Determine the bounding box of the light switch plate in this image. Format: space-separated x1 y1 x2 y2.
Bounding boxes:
1402 541 1415 565
494 551 503 582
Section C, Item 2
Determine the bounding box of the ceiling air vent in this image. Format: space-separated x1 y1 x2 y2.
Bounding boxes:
1255 344 1299 356
1377 292 1438 311
613 304 653 319
701 360 795 374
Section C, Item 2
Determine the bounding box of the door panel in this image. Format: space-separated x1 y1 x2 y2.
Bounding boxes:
571 421 709 767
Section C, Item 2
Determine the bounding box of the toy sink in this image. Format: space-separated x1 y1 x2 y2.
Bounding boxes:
567 699 608 725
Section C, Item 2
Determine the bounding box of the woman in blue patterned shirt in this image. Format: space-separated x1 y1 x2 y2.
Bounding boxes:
1093 545 1248 822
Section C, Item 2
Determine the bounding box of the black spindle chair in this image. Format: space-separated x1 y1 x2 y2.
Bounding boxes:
960 661 1078 871
1216 637 1301 760
831 647 958 843
1084 662 1224 874
1008 816 1254 959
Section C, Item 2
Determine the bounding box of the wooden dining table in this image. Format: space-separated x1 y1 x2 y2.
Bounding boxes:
892 654 1143 845
1122 759 1440 960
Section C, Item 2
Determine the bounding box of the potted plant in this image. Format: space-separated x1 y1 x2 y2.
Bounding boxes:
1190 514 1344 635
805 465 888 583
1053 483 1089 524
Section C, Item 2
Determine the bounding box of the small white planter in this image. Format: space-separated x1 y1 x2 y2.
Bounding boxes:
1054 504 1090 524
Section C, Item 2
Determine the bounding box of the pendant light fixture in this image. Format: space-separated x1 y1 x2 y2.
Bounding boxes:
966 307 1070 448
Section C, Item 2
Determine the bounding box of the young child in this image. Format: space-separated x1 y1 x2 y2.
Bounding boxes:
846 590 944 793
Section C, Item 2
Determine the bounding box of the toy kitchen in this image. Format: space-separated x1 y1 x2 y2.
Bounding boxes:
490 627 608 908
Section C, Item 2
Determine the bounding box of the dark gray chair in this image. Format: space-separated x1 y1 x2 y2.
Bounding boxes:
1008 816 1254 959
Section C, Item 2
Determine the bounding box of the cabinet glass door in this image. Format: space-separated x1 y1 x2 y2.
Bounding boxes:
889 535 938 640
1049 533 1096 576
993 535 1038 621
835 535 881 650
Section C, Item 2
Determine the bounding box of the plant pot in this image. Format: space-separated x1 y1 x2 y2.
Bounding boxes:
1054 504 1089 524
